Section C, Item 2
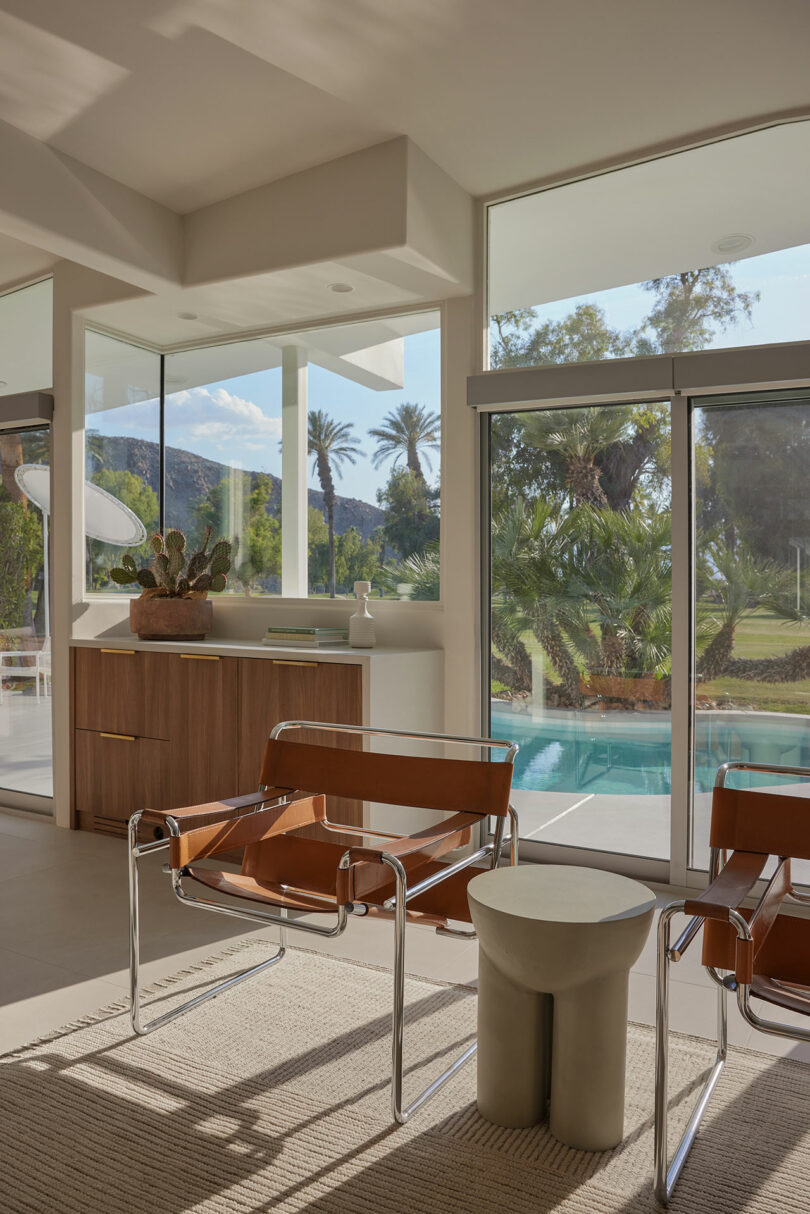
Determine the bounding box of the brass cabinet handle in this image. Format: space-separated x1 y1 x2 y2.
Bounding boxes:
100 732 136 741
273 659 319 667
180 653 220 661
100 648 136 655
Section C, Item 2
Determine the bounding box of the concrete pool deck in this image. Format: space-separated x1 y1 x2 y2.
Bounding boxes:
0 690 52 798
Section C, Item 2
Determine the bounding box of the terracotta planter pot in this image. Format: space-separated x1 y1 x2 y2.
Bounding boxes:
130 596 213 641
578 674 670 704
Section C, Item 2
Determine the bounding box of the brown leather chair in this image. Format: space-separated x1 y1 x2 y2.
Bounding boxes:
128 720 518 1124
654 761 810 1203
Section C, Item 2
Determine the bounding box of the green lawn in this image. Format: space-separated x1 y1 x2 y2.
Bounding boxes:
497 606 810 715
697 608 810 712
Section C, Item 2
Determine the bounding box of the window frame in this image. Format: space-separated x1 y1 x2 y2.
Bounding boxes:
477 343 810 888
82 303 445 606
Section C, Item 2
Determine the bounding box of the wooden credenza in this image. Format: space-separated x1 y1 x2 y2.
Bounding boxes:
70 639 442 837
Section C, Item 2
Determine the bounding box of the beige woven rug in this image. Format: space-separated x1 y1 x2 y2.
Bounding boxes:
1 940 808 1213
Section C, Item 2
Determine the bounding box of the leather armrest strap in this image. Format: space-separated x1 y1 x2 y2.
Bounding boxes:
684 850 768 920
748 857 791 976
141 787 294 826
171 795 326 868
336 811 478 903
685 850 781 985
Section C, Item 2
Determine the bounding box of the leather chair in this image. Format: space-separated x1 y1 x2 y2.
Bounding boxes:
654 760 810 1202
128 720 518 1124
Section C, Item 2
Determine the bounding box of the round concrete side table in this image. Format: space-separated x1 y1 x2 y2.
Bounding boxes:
468 865 655 1152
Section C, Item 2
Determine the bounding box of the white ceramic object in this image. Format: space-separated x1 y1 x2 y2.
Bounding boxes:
349 580 376 648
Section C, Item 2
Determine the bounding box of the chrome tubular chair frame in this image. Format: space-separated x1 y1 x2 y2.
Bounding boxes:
654 760 810 1204
268 721 519 1123
129 720 519 1124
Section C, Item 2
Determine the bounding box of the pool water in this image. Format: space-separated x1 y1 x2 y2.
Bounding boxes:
490 706 810 795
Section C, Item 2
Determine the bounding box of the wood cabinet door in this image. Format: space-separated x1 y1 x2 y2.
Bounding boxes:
237 658 363 826
161 653 239 809
74 729 170 836
73 648 170 738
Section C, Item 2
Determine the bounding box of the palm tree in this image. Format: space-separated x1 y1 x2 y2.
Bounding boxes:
696 539 783 680
519 408 631 508
491 499 583 705
308 410 363 597
369 402 440 481
566 507 673 683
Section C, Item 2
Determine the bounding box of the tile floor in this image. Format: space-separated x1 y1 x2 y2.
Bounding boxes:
1 808 809 1067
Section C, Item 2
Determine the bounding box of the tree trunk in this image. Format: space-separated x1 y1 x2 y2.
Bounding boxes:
407 445 424 480
491 611 532 693
531 605 582 707
316 451 337 598
724 645 810 683
597 425 657 512
327 506 336 598
566 456 607 508
697 620 735 680
600 628 625 678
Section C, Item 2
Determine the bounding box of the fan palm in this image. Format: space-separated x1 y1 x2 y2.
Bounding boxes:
567 508 673 679
491 499 582 705
520 408 632 508
369 402 440 481
696 539 784 680
308 410 363 597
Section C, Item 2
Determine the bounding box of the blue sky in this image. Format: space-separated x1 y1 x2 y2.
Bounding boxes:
92 326 441 507
90 242 810 509
520 243 810 348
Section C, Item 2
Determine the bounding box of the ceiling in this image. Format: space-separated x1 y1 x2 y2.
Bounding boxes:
0 0 807 214
0 1 807 341
490 123 810 313
0 232 58 289
85 310 439 413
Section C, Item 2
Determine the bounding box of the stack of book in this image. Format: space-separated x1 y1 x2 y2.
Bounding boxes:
262 625 349 648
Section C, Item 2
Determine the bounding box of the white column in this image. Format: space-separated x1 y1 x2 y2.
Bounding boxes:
51 274 86 826
281 346 308 598
669 394 691 886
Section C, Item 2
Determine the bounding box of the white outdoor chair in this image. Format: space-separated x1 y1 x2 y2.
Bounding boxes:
0 638 49 703
37 637 51 697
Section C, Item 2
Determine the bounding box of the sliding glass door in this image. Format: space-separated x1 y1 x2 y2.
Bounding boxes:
488 402 672 864
486 387 810 882
691 390 810 882
0 425 52 798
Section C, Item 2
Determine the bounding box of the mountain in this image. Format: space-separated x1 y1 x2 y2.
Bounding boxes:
93 435 385 539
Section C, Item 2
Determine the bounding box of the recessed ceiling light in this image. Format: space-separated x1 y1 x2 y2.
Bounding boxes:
327 282 353 293
177 311 198 320
711 233 754 256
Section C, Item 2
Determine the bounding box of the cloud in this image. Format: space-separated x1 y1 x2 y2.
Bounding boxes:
165 387 282 449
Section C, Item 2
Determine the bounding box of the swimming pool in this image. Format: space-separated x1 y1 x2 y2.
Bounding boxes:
490 705 810 795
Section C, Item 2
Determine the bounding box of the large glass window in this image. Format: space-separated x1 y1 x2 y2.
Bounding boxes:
84 332 161 591
0 279 53 800
691 391 810 878
0 425 51 798
489 402 672 860
489 123 810 370
86 309 441 600
306 312 440 599
164 340 283 596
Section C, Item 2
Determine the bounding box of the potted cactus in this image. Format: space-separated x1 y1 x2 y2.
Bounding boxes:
109 528 232 641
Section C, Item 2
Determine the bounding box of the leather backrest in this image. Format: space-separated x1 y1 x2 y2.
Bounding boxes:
710 784 810 859
259 737 514 817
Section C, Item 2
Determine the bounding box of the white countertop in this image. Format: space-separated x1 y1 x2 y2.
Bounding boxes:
70 636 439 662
